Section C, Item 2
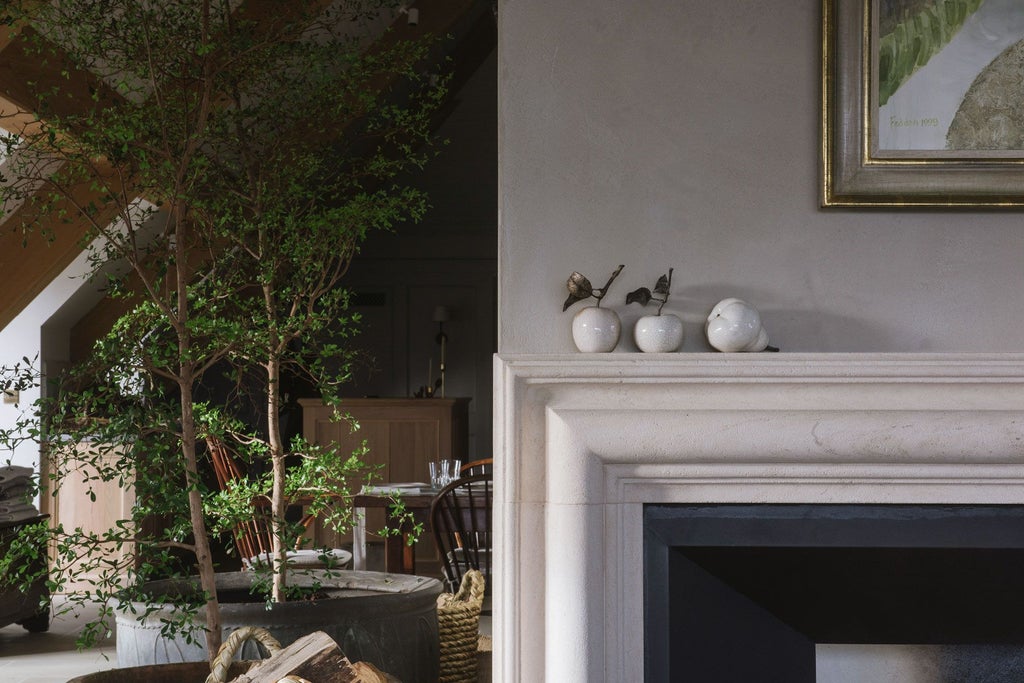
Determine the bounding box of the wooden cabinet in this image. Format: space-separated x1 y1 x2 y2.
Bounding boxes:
298 397 470 576
41 444 136 592
299 397 469 481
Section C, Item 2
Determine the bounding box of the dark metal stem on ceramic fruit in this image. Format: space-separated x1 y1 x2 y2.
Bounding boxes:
626 268 673 315
562 264 625 311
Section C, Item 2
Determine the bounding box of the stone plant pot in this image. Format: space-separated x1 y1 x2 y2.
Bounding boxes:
115 570 442 683
633 313 684 353
571 306 620 352
67 662 251 683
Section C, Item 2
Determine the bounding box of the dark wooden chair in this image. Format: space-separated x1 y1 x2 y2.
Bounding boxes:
459 458 493 476
430 473 492 594
206 437 351 569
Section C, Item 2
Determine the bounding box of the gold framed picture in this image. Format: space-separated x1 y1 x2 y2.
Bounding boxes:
822 0 1024 207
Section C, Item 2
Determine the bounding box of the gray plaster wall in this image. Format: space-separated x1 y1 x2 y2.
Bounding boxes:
498 0 1024 354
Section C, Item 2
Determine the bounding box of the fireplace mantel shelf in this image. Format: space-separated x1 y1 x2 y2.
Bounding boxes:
494 353 1024 682
499 351 1024 374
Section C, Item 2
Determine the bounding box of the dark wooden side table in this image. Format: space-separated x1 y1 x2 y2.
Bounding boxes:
352 493 436 574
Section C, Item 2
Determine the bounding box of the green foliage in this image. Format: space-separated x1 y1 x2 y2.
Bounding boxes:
0 0 448 658
877 0 983 106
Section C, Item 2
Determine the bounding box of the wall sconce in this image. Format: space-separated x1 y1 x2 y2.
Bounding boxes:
433 305 450 398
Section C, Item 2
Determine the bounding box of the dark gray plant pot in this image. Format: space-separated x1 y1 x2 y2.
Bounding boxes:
66 661 251 683
115 570 442 683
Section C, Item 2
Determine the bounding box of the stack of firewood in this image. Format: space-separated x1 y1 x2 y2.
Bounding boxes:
227 631 400 683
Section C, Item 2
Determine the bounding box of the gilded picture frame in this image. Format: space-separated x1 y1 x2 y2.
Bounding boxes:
822 0 1024 207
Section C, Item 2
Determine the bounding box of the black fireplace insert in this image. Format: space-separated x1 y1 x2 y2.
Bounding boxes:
644 504 1024 682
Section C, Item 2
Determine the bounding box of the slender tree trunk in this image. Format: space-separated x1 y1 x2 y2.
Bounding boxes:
172 202 221 660
267 354 287 603
181 380 222 660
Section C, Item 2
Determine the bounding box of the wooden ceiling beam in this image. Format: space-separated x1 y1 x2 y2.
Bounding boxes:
0 1 360 334
0 24 122 126
0 158 127 333
0 0 491 346
0 18 127 333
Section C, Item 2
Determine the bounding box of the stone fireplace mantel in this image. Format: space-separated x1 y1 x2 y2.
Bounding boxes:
493 353 1024 682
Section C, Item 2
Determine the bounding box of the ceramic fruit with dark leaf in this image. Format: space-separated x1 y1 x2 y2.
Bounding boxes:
626 268 684 353
562 264 625 352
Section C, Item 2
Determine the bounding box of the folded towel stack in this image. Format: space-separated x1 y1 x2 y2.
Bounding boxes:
0 466 40 523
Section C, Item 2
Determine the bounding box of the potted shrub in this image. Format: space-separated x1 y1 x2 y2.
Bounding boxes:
0 0 451 678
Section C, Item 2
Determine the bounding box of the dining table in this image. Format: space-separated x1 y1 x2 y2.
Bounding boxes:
352 489 439 574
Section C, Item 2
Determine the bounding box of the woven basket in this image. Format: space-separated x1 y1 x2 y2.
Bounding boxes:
204 626 282 683
436 570 486 683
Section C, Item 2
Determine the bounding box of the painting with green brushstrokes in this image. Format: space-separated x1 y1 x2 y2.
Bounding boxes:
876 0 1024 152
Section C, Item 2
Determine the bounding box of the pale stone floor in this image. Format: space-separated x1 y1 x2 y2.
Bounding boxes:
0 597 117 683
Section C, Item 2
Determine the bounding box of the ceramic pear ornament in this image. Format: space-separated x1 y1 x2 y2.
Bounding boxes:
562 264 625 352
705 298 778 352
626 268 684 352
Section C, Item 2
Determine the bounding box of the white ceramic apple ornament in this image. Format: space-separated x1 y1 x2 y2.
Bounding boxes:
571 307 621 352
627 268 684 353
562 265 625 352
705 298 777 352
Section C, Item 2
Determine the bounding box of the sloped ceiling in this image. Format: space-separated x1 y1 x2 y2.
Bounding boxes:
0 0 494 343
0 21 121 334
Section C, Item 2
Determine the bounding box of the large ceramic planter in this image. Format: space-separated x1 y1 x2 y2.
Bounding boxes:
633 313 684 352
67 662 251 683
571 306 620 352
116 570 442 683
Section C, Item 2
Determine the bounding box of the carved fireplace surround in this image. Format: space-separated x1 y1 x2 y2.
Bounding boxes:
493 353 1024 682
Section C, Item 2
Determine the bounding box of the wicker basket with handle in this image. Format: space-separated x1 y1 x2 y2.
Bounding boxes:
436 570 486 683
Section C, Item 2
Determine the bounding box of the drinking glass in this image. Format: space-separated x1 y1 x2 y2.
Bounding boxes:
446 459 462 484
430 459 463 489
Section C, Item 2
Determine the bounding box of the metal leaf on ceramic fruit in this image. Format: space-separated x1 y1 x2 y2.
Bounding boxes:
653 273 671 296
563 272 594 311
625 287 653 306
705 298 771 352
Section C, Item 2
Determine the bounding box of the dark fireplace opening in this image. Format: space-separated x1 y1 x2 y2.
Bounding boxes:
644 504 1024 683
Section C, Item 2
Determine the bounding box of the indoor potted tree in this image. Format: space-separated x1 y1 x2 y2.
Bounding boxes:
0 0 456 679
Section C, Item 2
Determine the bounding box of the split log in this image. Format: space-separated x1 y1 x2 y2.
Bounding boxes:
228 631 399 683
351 661 401 683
